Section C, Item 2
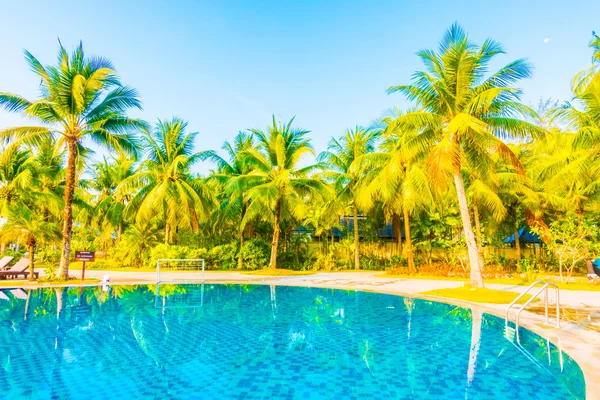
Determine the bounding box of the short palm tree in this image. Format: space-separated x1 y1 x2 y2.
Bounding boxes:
360 113 433 272
117 118 215 244
318 127 379 270
239 116 330 269
0 42 145 277
387 24 542 287
0 204 60 281
0 146 33 217
203 132 257 268
87 154 136 239
120 221 162 267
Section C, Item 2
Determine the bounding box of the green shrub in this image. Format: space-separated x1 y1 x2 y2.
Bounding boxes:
239 239 270 270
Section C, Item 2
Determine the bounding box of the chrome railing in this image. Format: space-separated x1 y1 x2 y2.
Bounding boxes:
505 280 560 338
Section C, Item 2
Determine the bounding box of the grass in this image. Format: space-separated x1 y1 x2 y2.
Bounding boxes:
241 269 317 276
421 286 536 304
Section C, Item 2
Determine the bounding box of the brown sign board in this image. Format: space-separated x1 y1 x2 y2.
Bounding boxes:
75 251 95 262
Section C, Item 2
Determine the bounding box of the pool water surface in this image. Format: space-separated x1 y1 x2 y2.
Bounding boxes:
0 284 586 399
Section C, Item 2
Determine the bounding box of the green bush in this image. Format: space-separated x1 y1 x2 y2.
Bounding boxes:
239 239 270 270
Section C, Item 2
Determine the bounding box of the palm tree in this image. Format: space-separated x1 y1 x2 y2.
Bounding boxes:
29 138 65 220
0 146 33 217
360 115 433 271
117 118 214 244
87 154 136 240
318 127 379 270
0 204 60 281
119 221 162 267
239 116 330 269
387 24 542 287
572 31 600 95
0 42 145 277
203 132 257 268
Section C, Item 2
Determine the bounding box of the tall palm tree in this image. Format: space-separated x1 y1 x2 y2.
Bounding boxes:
572 31 600 95
117 118 214 244
239 116 330 269
0 42 145 277
0 204 60 281
318 127 379 270
387 24 542 287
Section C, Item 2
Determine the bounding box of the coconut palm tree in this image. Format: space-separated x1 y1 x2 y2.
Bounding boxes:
318 127 379 270
0 204 60 281
572 31 600 95
119 221 162 267
359 114 433 272
117 118 215 244
0 42 145 277
238 116 330 269
203 132 257 268
0 146 33 217
387 24 542 287
87 154 136 240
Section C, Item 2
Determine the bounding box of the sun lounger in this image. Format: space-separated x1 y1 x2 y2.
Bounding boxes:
9 289 28 300
0 259 38 280
0 256 14 270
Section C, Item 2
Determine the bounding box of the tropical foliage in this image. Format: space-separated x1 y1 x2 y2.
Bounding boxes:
1 26 600 285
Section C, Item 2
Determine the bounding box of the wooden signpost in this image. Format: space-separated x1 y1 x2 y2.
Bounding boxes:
75 251 95 281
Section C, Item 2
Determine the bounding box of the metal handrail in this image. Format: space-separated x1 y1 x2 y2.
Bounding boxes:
506 280 561 341
516 282 560 330
505 280 545 322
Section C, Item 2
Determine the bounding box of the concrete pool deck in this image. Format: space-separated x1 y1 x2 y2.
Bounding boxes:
5 270 599 398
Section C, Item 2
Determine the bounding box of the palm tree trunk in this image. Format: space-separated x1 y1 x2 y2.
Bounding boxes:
28 245 35 282
269 193 282 269
392 212 402 255
466 308 483 397
453 170 484 288
472 198 485 270
238 200 247 269
514 227 521 261
164 223 170 245
117 220 123 242
237 232 244 269
353 202 360 270
403 206 415 273
58 139 78 278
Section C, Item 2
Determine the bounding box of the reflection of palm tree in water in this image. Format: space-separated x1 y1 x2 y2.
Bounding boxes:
465 307 483 400
51 287 69 400
403 297 414 339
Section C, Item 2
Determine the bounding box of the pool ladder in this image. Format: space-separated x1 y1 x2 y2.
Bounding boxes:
505 280 560 340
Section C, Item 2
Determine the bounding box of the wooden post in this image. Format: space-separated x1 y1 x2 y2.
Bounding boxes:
81 261 86 282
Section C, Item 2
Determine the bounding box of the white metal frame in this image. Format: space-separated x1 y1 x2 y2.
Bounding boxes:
155 258 205 284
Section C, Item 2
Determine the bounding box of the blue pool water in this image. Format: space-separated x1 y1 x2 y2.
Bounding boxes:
0 284 585 399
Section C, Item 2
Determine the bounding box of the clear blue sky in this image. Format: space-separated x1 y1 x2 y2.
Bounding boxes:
1 0 599 174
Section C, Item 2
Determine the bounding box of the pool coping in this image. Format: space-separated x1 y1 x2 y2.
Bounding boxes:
3 277 596 398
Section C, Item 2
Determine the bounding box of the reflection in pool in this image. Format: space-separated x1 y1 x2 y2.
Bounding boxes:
0 284 586 399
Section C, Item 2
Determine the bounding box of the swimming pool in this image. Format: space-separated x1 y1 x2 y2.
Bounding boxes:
0 284 585 399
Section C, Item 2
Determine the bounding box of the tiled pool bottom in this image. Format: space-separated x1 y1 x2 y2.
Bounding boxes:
0 284 585 399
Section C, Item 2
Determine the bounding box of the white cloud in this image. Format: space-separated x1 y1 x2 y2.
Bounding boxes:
543 38 551 44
